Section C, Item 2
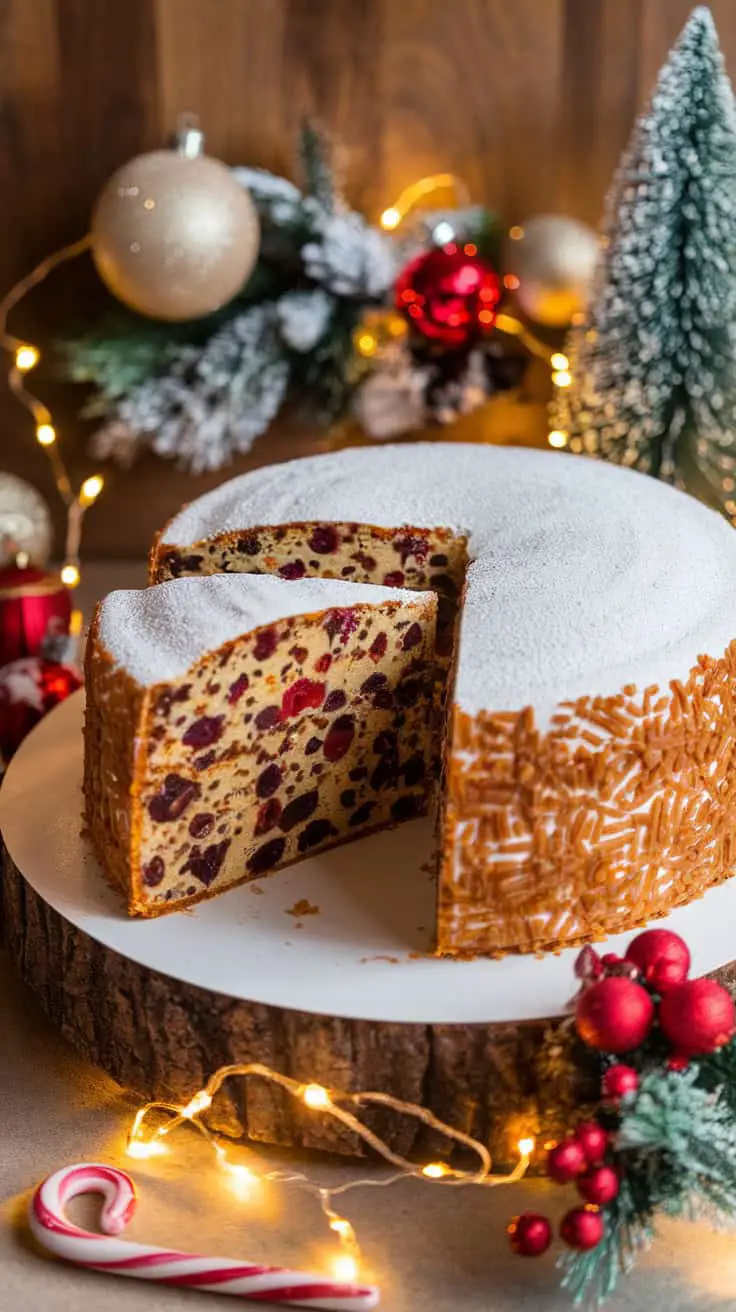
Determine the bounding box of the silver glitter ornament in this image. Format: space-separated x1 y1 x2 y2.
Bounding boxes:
0 473 53 567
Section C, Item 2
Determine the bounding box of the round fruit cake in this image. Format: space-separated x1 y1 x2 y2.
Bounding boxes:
85 442 736 955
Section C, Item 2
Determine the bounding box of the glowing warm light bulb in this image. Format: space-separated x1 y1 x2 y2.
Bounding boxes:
421 1162 449 1179
126 1137 168 1160
548 430 569 449
509 225 524 241
36 422 56 446
356 332 377 356
60 563 80 588
380 207 400 230
302 1083 331 1110
182 1089 212 1118
331 1254 358 1283
15 344 39 371
550 352 569 371
503 273 520 291
517 1137 536 1156
80 474 104 503
329 1218 354 1238
552 369 572 388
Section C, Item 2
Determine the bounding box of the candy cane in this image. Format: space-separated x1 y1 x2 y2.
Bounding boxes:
29 1163 380 1310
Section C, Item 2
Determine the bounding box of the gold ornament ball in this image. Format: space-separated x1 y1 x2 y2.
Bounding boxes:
507 215 599 327
91 149 260 321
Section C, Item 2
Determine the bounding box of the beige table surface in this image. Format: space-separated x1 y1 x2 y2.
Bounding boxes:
2 563 736 1311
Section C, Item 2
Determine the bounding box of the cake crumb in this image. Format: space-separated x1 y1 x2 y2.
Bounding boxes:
249 885 264 895
286 898 320 917
360 954 400 964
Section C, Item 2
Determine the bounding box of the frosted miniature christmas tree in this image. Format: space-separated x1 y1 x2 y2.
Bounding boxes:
551 7 736 505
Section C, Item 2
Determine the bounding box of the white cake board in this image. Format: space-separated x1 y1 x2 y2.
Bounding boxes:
1 691 733 1026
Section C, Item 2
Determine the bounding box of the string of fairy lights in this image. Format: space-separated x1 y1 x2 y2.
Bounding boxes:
0 234 104 589
125 1060 535 1285
0 172 573 597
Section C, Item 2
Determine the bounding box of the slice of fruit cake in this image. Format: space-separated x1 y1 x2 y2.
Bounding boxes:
84 574 437 915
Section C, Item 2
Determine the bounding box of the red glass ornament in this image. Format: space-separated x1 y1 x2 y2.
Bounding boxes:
0 564 71 666
574 1120 609 1165
659 978 736 1057
546 1138 587 1183
577 1166 619 1206
560 1207 605 1251
395 245 501 347
625 929 690 993
575 976 654 1053
601 952 624 969
507 1212 552 1257
602 1064 639 1101
0 655 81 764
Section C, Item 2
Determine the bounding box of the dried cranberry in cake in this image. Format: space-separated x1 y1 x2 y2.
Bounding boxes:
148 774 201 822
254 627 278 661
354 551 377 572
373 688 394 709
430 553 448 566
291 645 309 664
324 608 360 646
349 801 375 827
193 749 217 771
394 534 429 563
305 736 322 755
189 812 215 839
255 705 281 731
397 677 422 708
255 798 282 835
164 552 204 578
183 715 225 749
315 653 332 673
383 570 405 587
324 689 347 712
298 818 338 851
361 672 387 694
237 534 261 556
324 714 355 762
402 623 423 650
391 795 421 821
156 685 191 718
369 632 388 662
247 837 286 875
142 856 165 887
341 789 356 808
256 763 282 798
280 790 319 831
279 560 306 580
184 839 230 887
282 678 326 717
308 526 339 554
228 673 249 704
371 753 399 791
402 753 426 786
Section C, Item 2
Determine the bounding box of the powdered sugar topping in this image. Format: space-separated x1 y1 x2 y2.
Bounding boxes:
160 443 736 724
97 574 426 686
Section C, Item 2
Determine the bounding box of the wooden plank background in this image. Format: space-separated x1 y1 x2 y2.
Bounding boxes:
1 0 735 557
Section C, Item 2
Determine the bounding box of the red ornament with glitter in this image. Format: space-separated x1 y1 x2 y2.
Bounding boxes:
507 1212 552 1257
0 563 72 666
395 244 501 347
0 654 81 765
659 978 736 1057
560 1207 605 1251
625 929 691 993
575 976 655 1053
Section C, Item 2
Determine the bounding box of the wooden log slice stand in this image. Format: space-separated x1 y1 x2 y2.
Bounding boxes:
3 694 736 1167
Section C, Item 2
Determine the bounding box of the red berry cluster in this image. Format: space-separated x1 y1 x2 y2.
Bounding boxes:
575 929 735 1061
508 929 736 1262
507 1119 614 1256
